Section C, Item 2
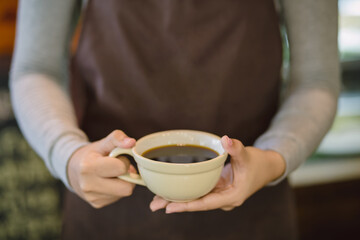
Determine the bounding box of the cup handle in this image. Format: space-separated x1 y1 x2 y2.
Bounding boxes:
109 147 146 186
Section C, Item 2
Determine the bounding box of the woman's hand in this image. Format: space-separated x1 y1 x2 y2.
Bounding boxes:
67 130 137 208
149 135 286 213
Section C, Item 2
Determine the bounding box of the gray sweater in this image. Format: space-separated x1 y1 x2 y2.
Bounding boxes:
10 0 340 190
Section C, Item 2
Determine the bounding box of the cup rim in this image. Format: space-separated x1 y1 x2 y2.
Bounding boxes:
131 129 228 174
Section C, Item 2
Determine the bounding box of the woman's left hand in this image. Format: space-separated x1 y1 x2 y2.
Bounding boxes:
149 135 286 213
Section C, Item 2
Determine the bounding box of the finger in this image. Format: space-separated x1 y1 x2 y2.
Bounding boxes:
128 164 137 174
85 193 120 209
215 164 233 189
221 135 246 161
221 136 247 183
90 177 135 198
214 176 227 190
91 196 120 209
93 156 130 177
165 190 233 213
149 195 170 212
221 206 235 211
213 165 233 191
95 130 136 155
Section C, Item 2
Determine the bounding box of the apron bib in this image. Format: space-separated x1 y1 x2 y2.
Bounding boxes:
64 0 298 239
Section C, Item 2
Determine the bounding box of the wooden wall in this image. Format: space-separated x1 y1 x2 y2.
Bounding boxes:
0 1 17 55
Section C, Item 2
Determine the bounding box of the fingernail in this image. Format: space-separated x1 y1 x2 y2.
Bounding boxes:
165 205 176 214
128 165 137 174
225 135 233 146
166 205 182 214
123 137 134 144
165 207 173 214
149 203 158 212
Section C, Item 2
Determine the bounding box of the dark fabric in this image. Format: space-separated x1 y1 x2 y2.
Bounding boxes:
65 0 298 239
62 180 297 240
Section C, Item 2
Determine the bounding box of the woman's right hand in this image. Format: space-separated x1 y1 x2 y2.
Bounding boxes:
67 130 137 208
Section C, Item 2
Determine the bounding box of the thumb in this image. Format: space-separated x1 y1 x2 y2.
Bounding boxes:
221 135 245 157
221 135 246 171
96 130 136 155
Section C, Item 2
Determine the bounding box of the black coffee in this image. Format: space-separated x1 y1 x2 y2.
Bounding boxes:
142 145 219 164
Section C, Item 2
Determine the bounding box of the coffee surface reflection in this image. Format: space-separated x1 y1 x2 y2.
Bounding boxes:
142 145 219 164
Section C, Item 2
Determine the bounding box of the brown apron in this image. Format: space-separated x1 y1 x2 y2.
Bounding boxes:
64 0 298 239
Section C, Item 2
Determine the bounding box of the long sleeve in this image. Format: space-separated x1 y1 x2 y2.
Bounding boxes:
10 0 87 190
254 0 341 185
10 0 341 190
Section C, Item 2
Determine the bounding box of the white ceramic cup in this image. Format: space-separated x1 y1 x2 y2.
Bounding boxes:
109 130 228 202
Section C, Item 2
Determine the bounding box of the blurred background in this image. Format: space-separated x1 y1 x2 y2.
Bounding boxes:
0 0 359 239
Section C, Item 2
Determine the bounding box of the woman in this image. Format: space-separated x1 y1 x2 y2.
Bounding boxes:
10 0 340 239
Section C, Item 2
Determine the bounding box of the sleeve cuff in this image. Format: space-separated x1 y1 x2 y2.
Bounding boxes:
50 132 89 191
254 133 306 186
